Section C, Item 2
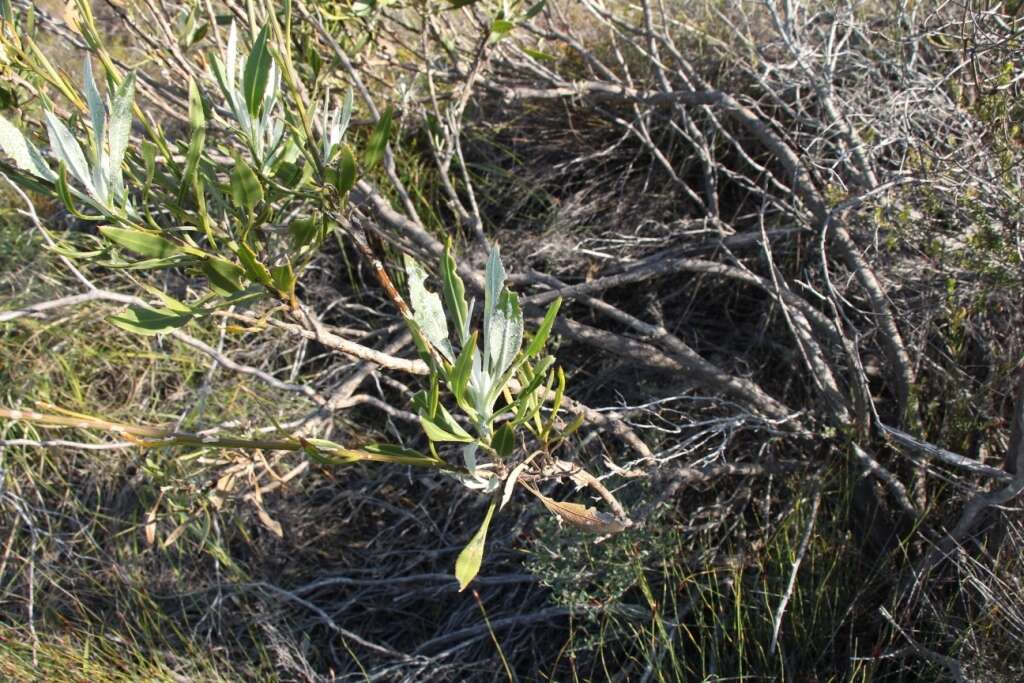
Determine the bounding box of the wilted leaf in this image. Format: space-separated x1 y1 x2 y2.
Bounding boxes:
256 507 284 537
455 499 496 591
527 486 627 534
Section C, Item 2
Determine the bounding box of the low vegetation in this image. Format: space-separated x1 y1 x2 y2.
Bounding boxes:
1 0 1022 680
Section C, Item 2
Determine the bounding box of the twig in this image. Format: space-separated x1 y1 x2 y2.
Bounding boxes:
769 488 821 655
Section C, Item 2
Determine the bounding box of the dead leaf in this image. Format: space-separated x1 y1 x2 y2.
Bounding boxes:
256 508 284 538
526 485 628 534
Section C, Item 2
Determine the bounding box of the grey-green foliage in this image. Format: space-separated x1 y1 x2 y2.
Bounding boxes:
1 56 135 214
404 244 559 487
403 244 562 590
209 23 287 170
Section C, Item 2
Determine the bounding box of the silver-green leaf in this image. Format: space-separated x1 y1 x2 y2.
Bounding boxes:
43 111 94 194
405 254 455 362
0 115 54 180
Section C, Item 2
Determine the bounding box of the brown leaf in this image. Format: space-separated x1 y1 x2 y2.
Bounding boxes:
256 508 284 538
528 486 628 534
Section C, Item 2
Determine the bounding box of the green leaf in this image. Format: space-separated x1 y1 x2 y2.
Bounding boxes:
331 143 356 195
106 71 136 200
271 262 296 298
441 241 470 344
404 253 455 362
449 331 478 407
488 289 523 376
179 78 206 202
230 157 263 209
363 105 392 168
201 257 244 295
419 409 473 443
242 26 272 117
82 57 105 164
44 111 94 194
141 284 192 314
100 226 182 258
482 246 506 359
455 499 496 591
362 442 437 461
235 241 274 287
491 19 514 34
523 0 547 20
446 0 481 8
522 47 557 62
108 305 191 336
524 297 560 357
491 423 515 458
0 114 54 179
288 217 319 249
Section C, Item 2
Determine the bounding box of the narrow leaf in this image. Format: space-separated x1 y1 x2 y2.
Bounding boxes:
526 486 627 534
100 226 181 258
108 305 191 336
404 254 455 362
488 289 523 376
44 111 94 194
441 242 469 344
524 297 561 357
201 257 244 295
0 115 54 179
455 499 497 591
419 410 473 443
179 78 206 202
363 105 392 167
106 72 136 200
82 56 105 163
242 26 271 117
450 331 478 407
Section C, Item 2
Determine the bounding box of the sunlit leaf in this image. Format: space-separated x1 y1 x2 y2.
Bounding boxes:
100 226 181 258
108 305 191 336
405 253 455 362
242 26 272 117
524 297 560 357
44 111 94 194
0 114 54 179
455 499 496 591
